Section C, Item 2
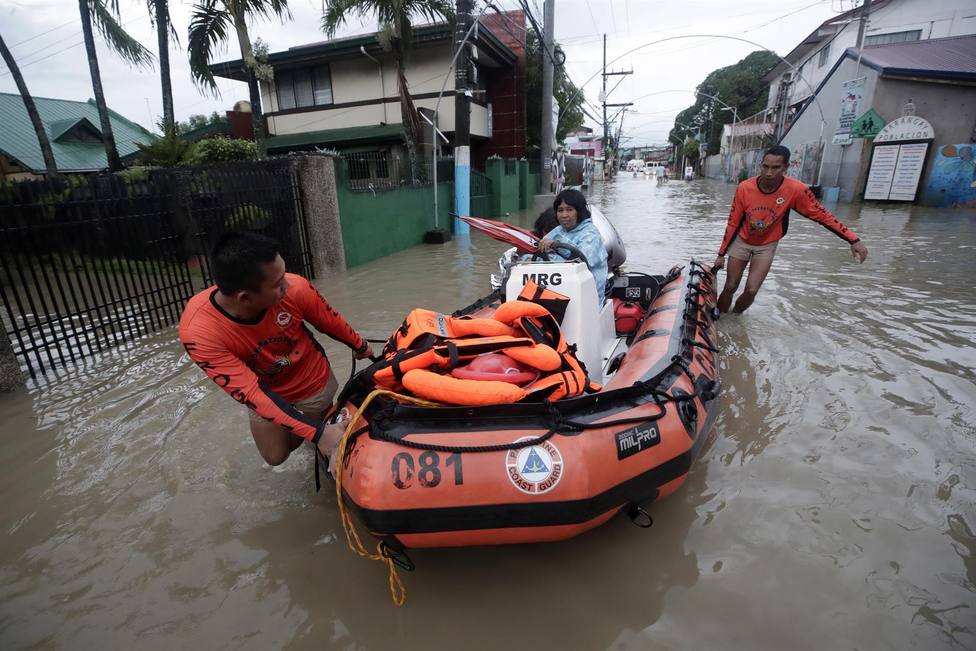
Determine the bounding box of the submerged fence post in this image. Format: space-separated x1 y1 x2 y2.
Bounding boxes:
0 329 24 392
291 153 346 274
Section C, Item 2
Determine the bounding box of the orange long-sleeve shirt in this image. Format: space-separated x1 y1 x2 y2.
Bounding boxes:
179 273 365 442
718 176 861 256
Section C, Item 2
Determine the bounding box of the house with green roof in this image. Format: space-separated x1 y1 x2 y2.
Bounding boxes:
0 92 154 180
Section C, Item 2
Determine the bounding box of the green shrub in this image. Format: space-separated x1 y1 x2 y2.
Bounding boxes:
135 124 197 167
194 137 258 163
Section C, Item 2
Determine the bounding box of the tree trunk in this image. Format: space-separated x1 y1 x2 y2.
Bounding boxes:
0 31 59 178
231 13 265 157
155 0 174 131
78 0 124 172
396 63 422 182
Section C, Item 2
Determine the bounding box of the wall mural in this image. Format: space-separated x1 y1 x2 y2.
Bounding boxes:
787 141 823 185
922 144 976 208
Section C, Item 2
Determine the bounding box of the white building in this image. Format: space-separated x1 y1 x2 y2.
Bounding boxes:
764 0 976 138
780 35 976 205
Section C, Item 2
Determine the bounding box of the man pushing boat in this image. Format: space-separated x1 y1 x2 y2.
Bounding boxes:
179 232 373 467
713 145 869 313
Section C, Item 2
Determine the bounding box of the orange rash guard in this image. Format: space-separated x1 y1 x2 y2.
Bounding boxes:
718 176 861 256
179 273 365 442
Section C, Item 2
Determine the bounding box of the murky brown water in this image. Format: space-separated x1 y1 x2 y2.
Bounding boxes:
2 176 974 650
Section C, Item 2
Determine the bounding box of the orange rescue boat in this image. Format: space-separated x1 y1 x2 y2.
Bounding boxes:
327 256 720 564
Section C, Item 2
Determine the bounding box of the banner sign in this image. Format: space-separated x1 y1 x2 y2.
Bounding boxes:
832 78 865 146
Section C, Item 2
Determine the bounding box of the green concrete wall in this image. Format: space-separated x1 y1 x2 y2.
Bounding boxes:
486 158 520 217
337 180 453 267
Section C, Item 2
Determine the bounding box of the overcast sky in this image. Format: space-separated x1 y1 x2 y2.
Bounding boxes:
0 0 853 146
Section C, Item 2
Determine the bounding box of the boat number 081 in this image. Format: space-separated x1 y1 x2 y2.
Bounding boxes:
391 451 463 489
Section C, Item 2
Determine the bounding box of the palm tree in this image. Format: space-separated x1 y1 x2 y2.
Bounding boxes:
0 31 59 178
321 0 453 177
146 0 177 132
78 0 155 172
188 0 291 156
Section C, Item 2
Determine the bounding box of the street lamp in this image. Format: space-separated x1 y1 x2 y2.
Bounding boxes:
719 105 739 182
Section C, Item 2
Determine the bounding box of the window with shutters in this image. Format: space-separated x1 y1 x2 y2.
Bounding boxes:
276 66 334 110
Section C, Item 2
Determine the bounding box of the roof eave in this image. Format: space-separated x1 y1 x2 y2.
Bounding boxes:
210 21 516 80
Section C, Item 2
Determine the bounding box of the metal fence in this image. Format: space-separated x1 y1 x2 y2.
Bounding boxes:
470 170 493 218
0 160 310 379
341 150 455 191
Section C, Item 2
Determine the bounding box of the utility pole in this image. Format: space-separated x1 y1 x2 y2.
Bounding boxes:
540 0 555 193
454 0 473 234
602 34 608 148
855 0 873 71
601 34 632 180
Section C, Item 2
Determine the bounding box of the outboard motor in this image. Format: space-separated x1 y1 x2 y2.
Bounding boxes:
589 206 627 269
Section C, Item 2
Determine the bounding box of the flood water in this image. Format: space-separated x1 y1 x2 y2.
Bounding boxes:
1 175 974 650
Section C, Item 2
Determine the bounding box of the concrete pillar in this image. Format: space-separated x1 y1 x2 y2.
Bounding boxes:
290 154 346 275
0 329 24 392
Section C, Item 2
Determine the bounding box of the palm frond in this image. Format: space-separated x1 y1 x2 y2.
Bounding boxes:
320 0 368 37
88 0 155 68
242 0 292 22
188 0 232 94
144 0 180 45
403 0 453 25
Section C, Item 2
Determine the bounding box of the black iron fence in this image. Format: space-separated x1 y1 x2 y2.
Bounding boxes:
0 160 310 379
341 150 455 191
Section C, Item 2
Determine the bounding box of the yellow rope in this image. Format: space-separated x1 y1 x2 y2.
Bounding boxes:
332 389 443 607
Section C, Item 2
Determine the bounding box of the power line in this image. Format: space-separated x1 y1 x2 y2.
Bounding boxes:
742 0 833 33
9 18 77 48
0 12 152 78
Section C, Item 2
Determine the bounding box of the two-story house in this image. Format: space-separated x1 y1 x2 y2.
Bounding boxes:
209 13 527 176
764 0 976 139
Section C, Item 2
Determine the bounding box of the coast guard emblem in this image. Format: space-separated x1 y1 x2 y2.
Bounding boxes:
506 437 564 494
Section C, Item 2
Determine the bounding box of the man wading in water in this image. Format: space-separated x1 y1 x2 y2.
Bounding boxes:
179 232 372 467
713 145 869 313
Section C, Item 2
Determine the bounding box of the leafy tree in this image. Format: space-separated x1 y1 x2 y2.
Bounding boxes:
146 0 178 132
177 111 228 134
669 50 779 155
188 0 292 157
79 0 155 172
525 30 584 149
320 0 453 178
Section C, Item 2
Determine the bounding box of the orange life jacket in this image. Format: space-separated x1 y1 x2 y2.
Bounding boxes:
384 309 518 354
374 283 597 406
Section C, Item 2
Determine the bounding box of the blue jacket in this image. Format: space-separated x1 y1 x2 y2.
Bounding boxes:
544 219 608 302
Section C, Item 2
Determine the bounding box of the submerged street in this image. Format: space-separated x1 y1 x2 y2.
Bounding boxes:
1 176 974 650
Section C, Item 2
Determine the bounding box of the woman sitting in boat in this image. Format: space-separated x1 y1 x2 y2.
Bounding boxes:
538 189 609 303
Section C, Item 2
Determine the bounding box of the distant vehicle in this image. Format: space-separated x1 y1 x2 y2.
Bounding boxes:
626 159 645 172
